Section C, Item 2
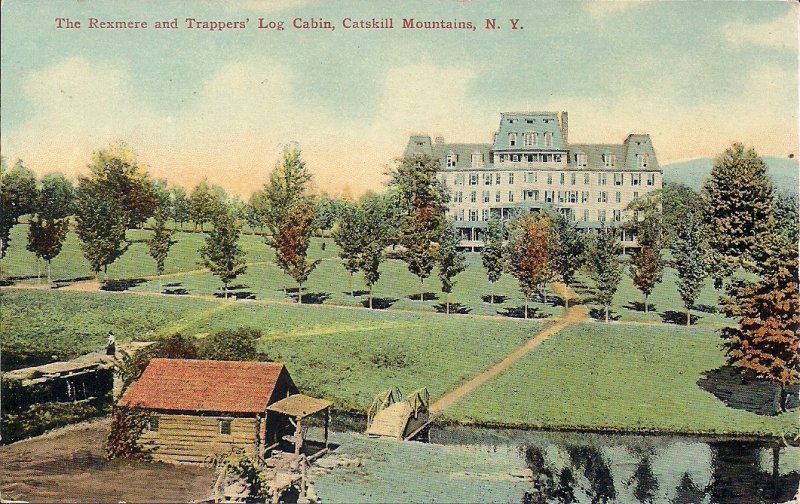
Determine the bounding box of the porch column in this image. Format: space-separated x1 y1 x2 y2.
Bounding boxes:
324 408 329 449
294 417 303 455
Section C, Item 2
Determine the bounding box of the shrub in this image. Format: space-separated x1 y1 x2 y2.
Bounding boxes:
106 406 152 459
199 328 261 361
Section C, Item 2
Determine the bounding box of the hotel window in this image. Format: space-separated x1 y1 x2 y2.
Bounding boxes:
569 191 578 203
484 173 493 185
526 172 535 183
508 173 515 184
544 132 553 147
647 173 655 186
560 173 565 185
583 209 590 222
598 173 607 185
547 174 553 185
219 419 232 436
496 173 501 184
470 191 477 203
571 173 576 185
598 210 607 222
543 154 553 163
614 173 623 186
615 192 621 203
469 173 478 185
631 173 641 186
545 191 554 203
598 191 608 203
637 153 649 168
508 191 515 202
554 154 562 163
633 191 639 200
483 191 490 203
498 154 506 163
511 154 520 162
581 191 589 203
471 153 483 168
469 210 478 221
558 191 565 203
524 132 537 147
525 154 534 162
149 416 160 432
454 191 463 203
584 173 590 184
495 191 501 202
459 209 465 220
482 209 490 221
613 210 621 222
603 154 616 168
446 153 457 168
508 132 517 146
455 173 465 185
575 153 587 167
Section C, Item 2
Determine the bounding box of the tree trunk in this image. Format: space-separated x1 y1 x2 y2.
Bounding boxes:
104 264 108 282
644 293 649 313
525 296 529 320
224 283 228 299
36 258 41 283
446 292 450 315
298 282 303 304
686 307 691 326
542 286 547 305
369 285 373 310
47 260 52 283
349 271 354 297
605 305 609 323
490 281 495 305
419 278 424 302
779 384 788 413
158 273 162 294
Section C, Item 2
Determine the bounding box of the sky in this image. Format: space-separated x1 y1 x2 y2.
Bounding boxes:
1 0 797 198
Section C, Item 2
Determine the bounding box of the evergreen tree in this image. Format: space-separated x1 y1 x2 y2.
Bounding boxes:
437 221 467 314
672 211 707 326
332 201 362 297
773 193 799 248
721 232 799 412
481 217 505 304
199 208 246 299
389 154 449 301
702 143 775 288
552 212 584 308
148 204 176 293
586 228 622 323
507 213 556 319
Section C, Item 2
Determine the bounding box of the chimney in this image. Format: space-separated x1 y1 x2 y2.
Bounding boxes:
560 111 568 144
434 136 445 145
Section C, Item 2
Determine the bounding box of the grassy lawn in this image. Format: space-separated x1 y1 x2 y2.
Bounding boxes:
445 323 798 438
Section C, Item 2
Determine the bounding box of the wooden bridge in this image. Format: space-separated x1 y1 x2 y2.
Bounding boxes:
365 387 432 441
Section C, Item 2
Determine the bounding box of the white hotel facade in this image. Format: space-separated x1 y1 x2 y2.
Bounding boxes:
404 111 663 250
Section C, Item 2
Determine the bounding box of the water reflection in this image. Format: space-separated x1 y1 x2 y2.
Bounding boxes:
431 426 799 504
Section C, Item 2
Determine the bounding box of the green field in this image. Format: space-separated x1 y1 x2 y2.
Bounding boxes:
1 223 731 325
1 289 794 438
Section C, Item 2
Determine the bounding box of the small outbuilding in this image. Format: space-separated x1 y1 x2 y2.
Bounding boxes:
119 358 302 464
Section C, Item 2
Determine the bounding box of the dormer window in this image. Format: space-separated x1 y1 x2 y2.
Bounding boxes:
471 152 483 168
508 133 517 147
602 154 616 168
446 153 457 168
524 132 537 147
526 119 534 124
637 153 649 168
575 153 587 167
544 132 553 147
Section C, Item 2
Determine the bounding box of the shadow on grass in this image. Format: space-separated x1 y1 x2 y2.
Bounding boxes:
214 291 256 300
623 301 658 313
164 282 182 288
344 290 370 297
408 292 439 302
498 306 548 319
588 308 622 322
101 279 148 291
434 303 472 315
481 294 507 304
51 276 95 289
695 303 719 314
296 292 331 304
0 278 15 287
164 288 189 296
698 365 799 416
661 310 700 326
361 297 398 310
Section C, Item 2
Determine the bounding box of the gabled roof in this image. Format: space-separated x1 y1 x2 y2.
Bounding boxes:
267 394 332 419
119 359 290 414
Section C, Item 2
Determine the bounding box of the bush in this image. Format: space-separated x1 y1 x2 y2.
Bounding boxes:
2 398 110 444
106 406 152 459
199 328 261 361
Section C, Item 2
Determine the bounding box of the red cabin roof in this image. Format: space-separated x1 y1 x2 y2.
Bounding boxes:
119 359 290 414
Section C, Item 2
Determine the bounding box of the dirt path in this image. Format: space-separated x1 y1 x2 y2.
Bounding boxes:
430 283 588 414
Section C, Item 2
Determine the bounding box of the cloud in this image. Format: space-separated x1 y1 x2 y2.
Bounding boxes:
583 1 643 18
723 9 798 50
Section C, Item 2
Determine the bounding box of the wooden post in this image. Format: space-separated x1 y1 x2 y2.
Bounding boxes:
324 408 329 449
294 417 303 455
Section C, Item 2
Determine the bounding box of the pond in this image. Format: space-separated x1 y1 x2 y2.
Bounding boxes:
430 425 800 504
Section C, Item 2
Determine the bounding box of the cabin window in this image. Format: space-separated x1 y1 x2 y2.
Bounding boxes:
219 419 232 435
149 416 160 432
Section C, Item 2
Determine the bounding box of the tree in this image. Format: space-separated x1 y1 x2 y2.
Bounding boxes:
170 187 190 230
189 179 225 231
261 146 319 303
3 159 37 222
199 328 261 361
774 193 799 246
672 211 707 326
313 193 338 238
246 189 270 234
507 213 556 320
0 158 13 262
437 221 467 314
332 201 361 297
661 183 703 248
147 204 176 293
586 228 622 323
481 217 505 304
27 216 69 282
37 173 75 220
74 177 128 279
389 154 449 301
552 212 584 308
720 234 799 412
702 143 775 288
199 207 247 298
627 196 664 313
357 195 393 309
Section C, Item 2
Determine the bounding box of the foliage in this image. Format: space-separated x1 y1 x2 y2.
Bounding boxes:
246 189 271 233
158 332 199 359
170 186 191 229
37 173 75 220
332 201 362 295
702 143 775 288
389 154 449 298
3 159 37 221
481 217 505 304
222 452 272 498
627 197 664 313
721 234 799 412
437 221 467 314
356 195 393 309
551 211 584 306
672 210 707 326
199 327 261 361
0 158 13 260
189 178 226 231
26 216 69 281
773 193 799 248
507 213 556 319
199 207 247 297
313 193 340 236
147 204 176 288
661 183 703 247
2 398 110 445
585 229 623 323
74 175 129 277
106 406 152 460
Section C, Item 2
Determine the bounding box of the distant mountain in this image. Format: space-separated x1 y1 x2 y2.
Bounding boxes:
662 157 799 197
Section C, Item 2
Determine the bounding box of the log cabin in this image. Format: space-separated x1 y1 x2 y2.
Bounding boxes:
118 358 298 464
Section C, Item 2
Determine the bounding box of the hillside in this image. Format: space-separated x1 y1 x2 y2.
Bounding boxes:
662 156 799 197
